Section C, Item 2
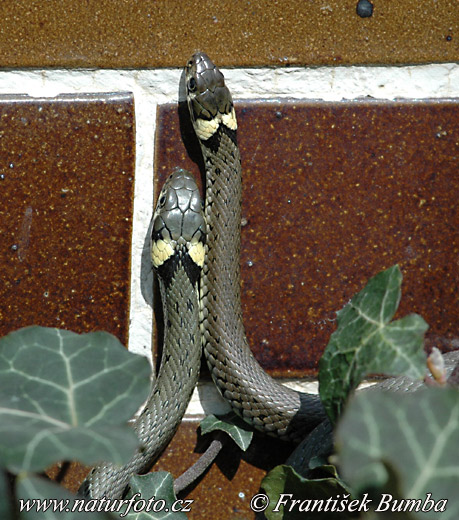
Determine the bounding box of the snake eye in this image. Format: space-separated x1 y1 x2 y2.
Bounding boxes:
159 194 166 207
188 77 197 92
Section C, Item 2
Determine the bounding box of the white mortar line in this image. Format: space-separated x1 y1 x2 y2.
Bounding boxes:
0 63 457 416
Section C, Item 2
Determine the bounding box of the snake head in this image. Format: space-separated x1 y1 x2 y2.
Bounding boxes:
185 52 237 140
151 169 206 284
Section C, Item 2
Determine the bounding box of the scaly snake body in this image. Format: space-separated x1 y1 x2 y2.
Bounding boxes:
80 171 205 498
186 53 327 442
80 52 458 498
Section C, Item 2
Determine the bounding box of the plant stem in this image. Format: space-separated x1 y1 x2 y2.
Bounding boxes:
174 435 225 495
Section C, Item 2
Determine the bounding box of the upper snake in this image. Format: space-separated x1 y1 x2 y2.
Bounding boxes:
80 51 458 498
186 52 327 442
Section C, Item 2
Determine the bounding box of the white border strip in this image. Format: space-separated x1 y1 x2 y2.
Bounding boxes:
226 63 459 100
0 64 457 414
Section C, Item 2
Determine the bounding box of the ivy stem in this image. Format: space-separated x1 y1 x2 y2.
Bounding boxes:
174 434 226 495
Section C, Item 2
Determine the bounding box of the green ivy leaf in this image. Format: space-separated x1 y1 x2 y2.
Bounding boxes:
336 388 459 520
120 472 188 519
261 465 354 520
16 474 110 519
319 265 428 423
200 412 253 451
0 326 151 473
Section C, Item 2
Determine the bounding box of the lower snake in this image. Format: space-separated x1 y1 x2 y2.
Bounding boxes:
80 51 458 498
79 171 205 498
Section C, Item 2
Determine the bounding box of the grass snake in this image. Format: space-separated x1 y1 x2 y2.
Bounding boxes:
79 170 205 498
79 51 458 498
186 52 327 442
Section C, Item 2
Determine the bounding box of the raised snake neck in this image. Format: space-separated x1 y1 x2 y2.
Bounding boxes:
79 170 204 499
186 52 327 443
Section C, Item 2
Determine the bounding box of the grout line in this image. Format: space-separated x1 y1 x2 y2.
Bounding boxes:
0 63 457 102
0 64 457 416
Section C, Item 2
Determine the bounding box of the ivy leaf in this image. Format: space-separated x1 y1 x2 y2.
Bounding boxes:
260 465 354 520
335 388 459 520
319 265 428 423
16 474 110 519
120 472 188 519
200 412 253 451
0 326 151 473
